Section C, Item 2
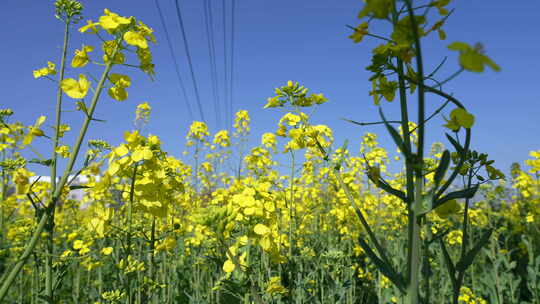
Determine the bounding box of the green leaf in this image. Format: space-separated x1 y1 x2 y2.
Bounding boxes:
434 150 451 186
445 133 463 154
379 108 410 158
357 237 405 292
376 179 407 202
29 158 53 167
456 229 493 272
69 185 90 190
438 238 457 288
434 184 479 209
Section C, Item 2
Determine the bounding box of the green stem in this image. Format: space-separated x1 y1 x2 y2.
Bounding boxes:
288 150 295 303
404 1 426 302
407 177 423 304
125 163 138 304
148 216 156 303
452 171 474 304
0 45 118 302
0 150 6 249
44 17 71 303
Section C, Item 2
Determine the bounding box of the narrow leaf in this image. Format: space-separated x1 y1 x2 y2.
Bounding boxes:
433 184 479 209
29 158 53 167
379 108 410 158
456 229 493 272
69 185 90 190
438 238 457 288
445 133 463 154
375 178 407 202
357 237 405 292
434 150 451 186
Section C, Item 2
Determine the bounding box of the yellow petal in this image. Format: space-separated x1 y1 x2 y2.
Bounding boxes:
109 73 131 88
107 162 120 175
131 149 144 162
113 144 129 157
254 223 271 236
61 75 90 99
222 260 235 273
108 86 127 101
123 31 148 49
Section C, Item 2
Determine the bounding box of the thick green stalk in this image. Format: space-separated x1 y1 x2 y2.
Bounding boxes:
288 150 295 304
0 52 117 302
0 150 6 249
44 17 71 303
406 177 423 303
148 216 156 304
404 1 426 303
125 163 138 304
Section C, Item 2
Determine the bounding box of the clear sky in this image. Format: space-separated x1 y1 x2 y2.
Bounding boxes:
1 1 539 176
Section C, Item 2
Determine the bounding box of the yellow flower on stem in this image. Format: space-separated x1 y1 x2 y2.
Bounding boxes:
443 108 475 131
61 74 90 99
33 61 56 79
71 45 93 68
79 20 100 33
349 22 369 43
108 73 131 101
123 30 148 49
99 9 131 33
23 115 46 145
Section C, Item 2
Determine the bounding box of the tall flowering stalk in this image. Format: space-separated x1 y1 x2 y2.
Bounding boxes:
329 0 505 303
0 2 156 301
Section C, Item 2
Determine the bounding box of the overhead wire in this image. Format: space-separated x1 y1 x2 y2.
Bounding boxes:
230 0 236 132
203 0 222 129
153 0 194 121
221 0 230 131
174 0 206 123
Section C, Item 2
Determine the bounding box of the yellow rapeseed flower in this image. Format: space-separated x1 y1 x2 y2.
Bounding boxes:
99 9 131 32
123 30 148 49
61 74 90 99
33 61 56 79
71 45 93 68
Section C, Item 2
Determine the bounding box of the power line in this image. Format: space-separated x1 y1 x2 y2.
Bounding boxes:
230 0 236 131
174 0 206 122
221 0 230 130
203 0 222 129
153 0 194 121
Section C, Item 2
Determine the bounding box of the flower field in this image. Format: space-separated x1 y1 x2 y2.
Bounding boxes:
1 1 539 304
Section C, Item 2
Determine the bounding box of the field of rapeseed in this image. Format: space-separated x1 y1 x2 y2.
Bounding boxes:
0 1 539 303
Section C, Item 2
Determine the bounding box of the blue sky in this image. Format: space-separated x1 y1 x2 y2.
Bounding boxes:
2 0 539 176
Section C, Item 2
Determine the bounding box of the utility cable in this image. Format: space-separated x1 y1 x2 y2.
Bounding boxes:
174 0 206 122
154 0 194 121
203 0 222 129
221 0 230 130
230 0 237 130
